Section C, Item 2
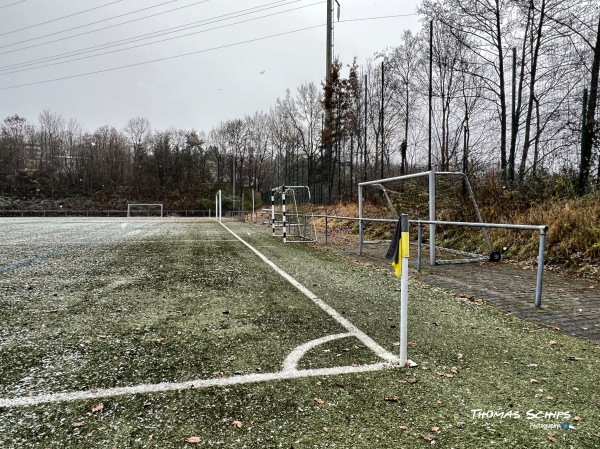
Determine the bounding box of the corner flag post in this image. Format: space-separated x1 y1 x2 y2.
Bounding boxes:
399 214 409 366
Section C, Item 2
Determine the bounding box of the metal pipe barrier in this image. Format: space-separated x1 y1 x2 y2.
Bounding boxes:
258 212 548 308
414 220 548 307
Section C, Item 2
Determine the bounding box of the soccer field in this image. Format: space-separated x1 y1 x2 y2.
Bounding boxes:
1 217 599 448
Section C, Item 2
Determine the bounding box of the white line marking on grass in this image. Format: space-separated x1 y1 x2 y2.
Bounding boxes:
0 363 392 408
282 333 353 373
220 222 400 365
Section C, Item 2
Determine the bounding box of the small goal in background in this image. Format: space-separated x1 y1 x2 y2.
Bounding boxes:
127 203 163 217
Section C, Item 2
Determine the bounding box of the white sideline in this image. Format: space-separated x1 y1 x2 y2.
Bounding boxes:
0 364 391 408
220 222 400 365
0 222 400 409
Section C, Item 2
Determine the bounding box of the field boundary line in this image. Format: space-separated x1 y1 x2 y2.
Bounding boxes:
220 222 400 364
0 363 392 408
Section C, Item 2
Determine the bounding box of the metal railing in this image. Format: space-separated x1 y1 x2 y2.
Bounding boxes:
261 211 549 307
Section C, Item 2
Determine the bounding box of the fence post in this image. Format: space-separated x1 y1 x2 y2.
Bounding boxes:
535 227 548 307
417 221 422 272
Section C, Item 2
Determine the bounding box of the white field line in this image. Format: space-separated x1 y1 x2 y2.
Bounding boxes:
0 222 397 409
281 333 353 373
220 222 400 365
0 363 392 408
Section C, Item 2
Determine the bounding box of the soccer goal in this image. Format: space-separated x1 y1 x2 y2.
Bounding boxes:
358 171 495 265
270 185 317 243
127 203 163 217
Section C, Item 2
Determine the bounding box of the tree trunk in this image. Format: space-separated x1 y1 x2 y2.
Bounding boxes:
579 14 600 195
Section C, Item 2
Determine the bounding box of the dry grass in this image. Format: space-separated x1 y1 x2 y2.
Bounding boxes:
312 193 600 279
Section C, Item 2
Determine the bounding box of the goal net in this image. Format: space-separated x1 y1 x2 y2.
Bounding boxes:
127 203 164 217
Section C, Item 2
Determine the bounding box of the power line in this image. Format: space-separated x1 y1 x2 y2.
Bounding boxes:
339 13 420 23
0 24 325 91
0 12 418 91
0 1 125 37
0 1 322 75
0 0 26 10
0 0 183 50
0 0 301 70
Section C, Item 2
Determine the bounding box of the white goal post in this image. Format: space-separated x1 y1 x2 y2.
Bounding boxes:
127 203 164 217
270 185 317 243
358 170 492 265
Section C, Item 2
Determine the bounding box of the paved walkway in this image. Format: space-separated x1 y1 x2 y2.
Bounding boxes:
320 240 600 344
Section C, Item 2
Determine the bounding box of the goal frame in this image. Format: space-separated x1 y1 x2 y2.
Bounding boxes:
127 203 164 218
270 185 317 243
358 170 491 265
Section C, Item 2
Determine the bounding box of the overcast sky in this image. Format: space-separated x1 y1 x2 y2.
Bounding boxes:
0 0 422 134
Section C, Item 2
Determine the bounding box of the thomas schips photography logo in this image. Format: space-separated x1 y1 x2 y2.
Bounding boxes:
470 409 574 430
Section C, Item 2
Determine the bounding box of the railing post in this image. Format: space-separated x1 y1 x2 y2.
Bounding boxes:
417 221 422 272
325 216 328 244
535 227 548 307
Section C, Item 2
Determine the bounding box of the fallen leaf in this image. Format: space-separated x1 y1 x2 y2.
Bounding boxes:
408 341 418 347
436 400 443 405
549 340 557 346
72 422 84 429
185 436 202 444
547 434 557 443
530 379 539 384
91 403 104 414
527 363 538 368
420 434 437 441
323 427 329 432
568 356 583 361
232 420 243 429
450 366 459 374
406 377 418 384
432 426 440 432
148 434 154 440
457 353 464 360
384 396 399 402
546 396 555 401
574 416 581 421
315 398 325 405
399 425 409 430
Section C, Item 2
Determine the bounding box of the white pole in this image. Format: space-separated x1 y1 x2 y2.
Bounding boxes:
428 170 436 266
252 189 255 223
358 185 363 255
399 214 409 366
282 186 287 243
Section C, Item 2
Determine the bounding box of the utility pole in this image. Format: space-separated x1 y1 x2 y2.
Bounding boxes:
363 74 368 183
428 20 433 171
326 0 333 85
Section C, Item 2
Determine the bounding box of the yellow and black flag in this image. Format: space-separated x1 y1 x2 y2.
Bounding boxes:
385 214 409 277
